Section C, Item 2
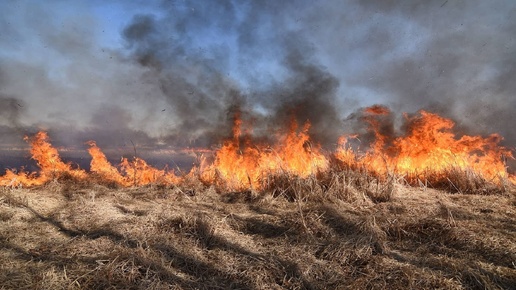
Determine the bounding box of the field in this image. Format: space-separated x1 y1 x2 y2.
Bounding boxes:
1 178 515 289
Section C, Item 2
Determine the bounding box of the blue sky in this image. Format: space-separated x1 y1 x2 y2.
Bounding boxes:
0 0 515 150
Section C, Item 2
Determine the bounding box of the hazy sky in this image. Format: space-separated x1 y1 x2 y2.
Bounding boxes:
0 0 515 152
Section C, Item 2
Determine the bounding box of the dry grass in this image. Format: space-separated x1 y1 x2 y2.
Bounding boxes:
261 168 396 204
398 166 512 195
0 174 515 289
331 155 512 196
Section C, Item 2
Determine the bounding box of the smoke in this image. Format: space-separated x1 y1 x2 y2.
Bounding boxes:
120 0 344 147
0 96 25 128
263 38 342 145
0 96 29 150
0 0 514 168
344 0 516 146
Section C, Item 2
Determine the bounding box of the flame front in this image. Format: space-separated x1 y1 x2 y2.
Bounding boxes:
88 141 180 186
335 108 515 184
87 141 127 185
0 132 86 187
1 107 514 189
201 114 328 190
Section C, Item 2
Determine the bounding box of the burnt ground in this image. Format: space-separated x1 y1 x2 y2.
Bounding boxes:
0 183 515 289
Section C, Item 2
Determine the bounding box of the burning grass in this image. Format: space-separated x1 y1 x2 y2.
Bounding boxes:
0 106 515 288
0 180 515 289
1 107 514 194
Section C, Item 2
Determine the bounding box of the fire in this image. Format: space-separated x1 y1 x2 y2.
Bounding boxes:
0 132 86 187
335 107 515 185
88 141 181 186
120 157 180 186
1 106 514 190
0 169 40 187
27 132 87 180
201 114 328 190
87 141 127 185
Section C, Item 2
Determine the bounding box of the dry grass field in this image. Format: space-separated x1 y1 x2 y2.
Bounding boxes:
1 177 515 289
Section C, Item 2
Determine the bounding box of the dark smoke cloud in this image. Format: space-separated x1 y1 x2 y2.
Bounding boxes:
120 0 344 147
261 36 342 145
0 1 172 153
122 12 240 145
0 0 514 171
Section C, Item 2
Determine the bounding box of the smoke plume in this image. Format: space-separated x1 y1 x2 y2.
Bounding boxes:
0 0 514 169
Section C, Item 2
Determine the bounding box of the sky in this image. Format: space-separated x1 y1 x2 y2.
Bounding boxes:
0 0 515 159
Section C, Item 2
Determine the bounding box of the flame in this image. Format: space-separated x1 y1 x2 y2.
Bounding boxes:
27 132 87 180
120 157 180 186
335 107 515 184
1 107 514 189
87 141 128 186
334 135 358 167
0 132 86 187
202 115 328 190
0 169 40 187
88 141 180 186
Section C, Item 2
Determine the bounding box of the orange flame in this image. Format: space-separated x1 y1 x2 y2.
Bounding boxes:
0 132 86 187
335 107 515 184
120 157 180 186
202 115 328 190
27 132 86 180
87 141 128 186
1 107 514 189
0 169 40 187
88 141 180 186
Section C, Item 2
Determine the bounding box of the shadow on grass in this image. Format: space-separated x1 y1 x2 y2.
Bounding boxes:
387 248 516 290
317 205 362 237
159 213 313 288
24 204 140 248
0 233 197 289
385 209 516 269
382 207 516 289
229 215 291 239
9 203 314 289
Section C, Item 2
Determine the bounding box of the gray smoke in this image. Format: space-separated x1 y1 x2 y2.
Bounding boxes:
0 0 514 170
344 0 516 147
120 0 344 147
0 96 25 128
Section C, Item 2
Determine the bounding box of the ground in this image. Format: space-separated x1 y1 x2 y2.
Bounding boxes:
0 182 515 289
